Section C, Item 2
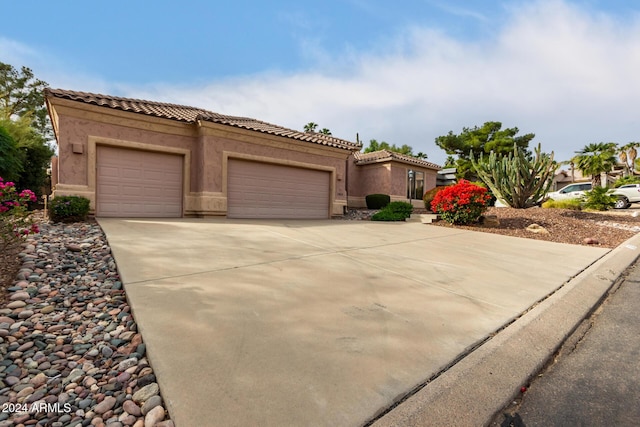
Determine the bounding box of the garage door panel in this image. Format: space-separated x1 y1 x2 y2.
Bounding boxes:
228 160 330 219
97 146 183 217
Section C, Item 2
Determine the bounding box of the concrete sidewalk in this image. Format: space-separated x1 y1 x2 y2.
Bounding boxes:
97 218 629 427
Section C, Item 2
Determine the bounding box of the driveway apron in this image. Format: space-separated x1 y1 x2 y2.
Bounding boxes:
97 218 608 427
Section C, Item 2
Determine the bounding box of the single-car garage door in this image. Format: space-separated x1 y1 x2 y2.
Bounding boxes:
227 160 330 219
97 146 183 217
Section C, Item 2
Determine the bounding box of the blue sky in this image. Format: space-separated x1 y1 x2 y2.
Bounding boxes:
2 0 639 165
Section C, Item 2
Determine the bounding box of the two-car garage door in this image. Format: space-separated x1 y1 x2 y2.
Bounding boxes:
227 159 330 219
96 146 183 217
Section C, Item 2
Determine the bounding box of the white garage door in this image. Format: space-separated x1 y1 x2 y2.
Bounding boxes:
227 160 330 219
97 146 183 217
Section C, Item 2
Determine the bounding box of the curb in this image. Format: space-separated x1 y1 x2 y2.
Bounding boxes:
371 233 640 427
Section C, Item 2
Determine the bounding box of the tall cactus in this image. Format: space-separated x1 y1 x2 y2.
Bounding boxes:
471 143 556 208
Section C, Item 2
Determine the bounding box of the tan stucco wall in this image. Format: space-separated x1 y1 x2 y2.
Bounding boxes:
49 100 351 217
347 154 439 208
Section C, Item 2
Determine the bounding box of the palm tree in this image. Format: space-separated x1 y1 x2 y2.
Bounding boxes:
619 145 629 176
571 142 617 187
319 128 332 135
627 142 639 174
303 122 318 133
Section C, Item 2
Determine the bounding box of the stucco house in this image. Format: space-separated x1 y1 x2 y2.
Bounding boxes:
347 150 440 208
46 89 440 219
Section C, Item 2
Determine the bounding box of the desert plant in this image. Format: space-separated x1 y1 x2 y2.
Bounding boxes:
0 176 38 251
471 143 555 208
581 187 616 211
541 199 582 210
430 180 491 225
365 194 391 209
49 195 90 223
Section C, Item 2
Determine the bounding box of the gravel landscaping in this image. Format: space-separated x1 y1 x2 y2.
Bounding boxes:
0 218 173 427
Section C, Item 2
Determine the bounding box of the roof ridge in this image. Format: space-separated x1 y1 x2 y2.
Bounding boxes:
46 88 362 151
46 88 214 114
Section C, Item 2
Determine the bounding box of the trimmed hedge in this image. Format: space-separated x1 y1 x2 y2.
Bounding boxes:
371 201 413 222
49 196 90 223
365 194 390 209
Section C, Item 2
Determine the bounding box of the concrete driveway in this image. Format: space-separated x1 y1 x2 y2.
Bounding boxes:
97 218 609 427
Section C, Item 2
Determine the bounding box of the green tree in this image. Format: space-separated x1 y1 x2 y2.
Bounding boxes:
0 125 22 181
571 142 617 188
435 121 535 180
618 142 639 176
0 62 51 138
0 62 54 196
319 128 332 135
363 139 425 158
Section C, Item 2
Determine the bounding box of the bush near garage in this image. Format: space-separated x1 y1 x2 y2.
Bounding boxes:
371 201 413 222
49 196 91 223
430 179 491 225
366 194 391 209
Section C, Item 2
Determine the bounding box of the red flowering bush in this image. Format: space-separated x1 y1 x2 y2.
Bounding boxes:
430 180 492 225
0 176 39 251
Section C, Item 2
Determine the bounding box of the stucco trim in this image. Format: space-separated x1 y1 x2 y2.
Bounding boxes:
86 136 191 216
185 192 226 217
222 151 338 218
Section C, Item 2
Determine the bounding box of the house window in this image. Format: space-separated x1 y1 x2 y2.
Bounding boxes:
407 170 424 200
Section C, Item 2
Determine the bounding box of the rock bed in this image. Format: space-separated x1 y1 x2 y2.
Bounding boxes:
0 220 173 427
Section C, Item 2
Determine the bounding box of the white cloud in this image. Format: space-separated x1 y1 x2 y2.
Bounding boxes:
6 0 640 165
127 0 639 165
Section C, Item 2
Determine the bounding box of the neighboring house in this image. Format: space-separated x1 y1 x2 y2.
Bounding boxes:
347 150 440 208
45 89 361 219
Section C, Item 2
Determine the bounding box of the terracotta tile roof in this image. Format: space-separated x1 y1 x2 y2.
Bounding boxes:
45 88 361 151
353 150 441 170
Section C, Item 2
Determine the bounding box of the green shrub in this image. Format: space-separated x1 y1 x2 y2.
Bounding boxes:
371 201 413 222
614 175 640 188
386 201 413 218
582 187 616 211
541 199 582 210
365 194 390 209
49 196 90 223
371 210 407 221
423 186 446 211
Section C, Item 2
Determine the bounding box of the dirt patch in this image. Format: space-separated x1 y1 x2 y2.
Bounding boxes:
430 207 639 248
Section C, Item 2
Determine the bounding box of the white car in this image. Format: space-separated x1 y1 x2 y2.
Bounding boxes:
611 184 640 209
546 182 592 201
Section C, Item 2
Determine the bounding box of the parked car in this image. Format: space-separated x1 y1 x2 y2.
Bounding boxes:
546 182 592 201
610 184 640 209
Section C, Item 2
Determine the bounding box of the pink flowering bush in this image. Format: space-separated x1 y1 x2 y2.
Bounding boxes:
0 176 39 251
430 180 492 225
